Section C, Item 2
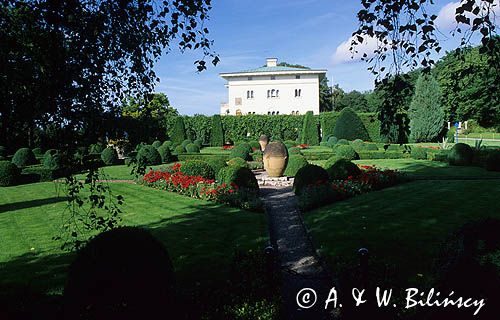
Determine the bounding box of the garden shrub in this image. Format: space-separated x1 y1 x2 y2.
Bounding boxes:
227 157 248 168
32 147 43 156
230 145 251 161
22 165 59 182
332 107 370 141
410 147 428 160
485 151 500 171
193 139 202 148
204 157 228 174
152 140 162 149
293 164 329 195
447 143 473 166
162 140 172 149
177 154 230 162
217 166 259 191
0 161 19 186
320 141 328 147
301 152 335 161
337 139 349 145
101 147 118 165
363 143 379 151
180 160 215 179
136 145 162 165
335 145 359 160
157 145 174 163
236 142 253 154
325 158 361 181
173 145 186 155
181 139 193 149
210 114 224 147
172 116 187 146
12 148 37 168
284 140 295 149
300 111 319 145
249 141 261 150
251 151 263 162
64 227 175 319
185 143 200 153
327 136 338 147
284 155 308 177
288 147 302 155
43 150 62 170
89 143 105 154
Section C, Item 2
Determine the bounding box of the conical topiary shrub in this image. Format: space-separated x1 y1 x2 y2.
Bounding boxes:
333 107 370 141
210 114 224 147
171 117 186 146
300 111 319 145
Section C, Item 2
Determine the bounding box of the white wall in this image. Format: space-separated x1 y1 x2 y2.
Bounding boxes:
221 73 321 115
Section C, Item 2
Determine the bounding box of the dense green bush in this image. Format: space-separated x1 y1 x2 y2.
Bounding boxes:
320 141 328 147
249 141 261 150
152 140 162 149
0 161 19 186
321 112 381 142
288 147 302 155
43 150 62 170
162 141 173 149
181 139 193 149
293 164 329 195
227 157 248 168
410 147 428 160
203 156 228 174
335 145 359 160
337 139 349 145
250 151 263 162
284 140 295 149
332 107 371 141
172 117 187 146
22 165 59 182
301 152 335 161
485 151 500 171
351 139 365 149
32 147 43 156
89 143 105 154
326 136 338 147
173 145 186 155
325 158 361 181
193 139 202 148
217 166 259 190
230 145 251 161
363 143 379 151
300 111 319 145
12 148 37 167
185 143 200 153
236 142 253 154
284 155 308 177
210 114 224 147
180 160 215 179
448 143 473 166
101 147 118 165
136 145 162 165
157 145 174 163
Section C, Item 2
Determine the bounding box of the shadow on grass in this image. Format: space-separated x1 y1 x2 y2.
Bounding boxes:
0 197 67 214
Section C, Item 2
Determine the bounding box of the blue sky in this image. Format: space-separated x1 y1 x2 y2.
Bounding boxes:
153 0 497 115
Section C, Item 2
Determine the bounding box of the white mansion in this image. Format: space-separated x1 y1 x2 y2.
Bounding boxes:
219 58 327 116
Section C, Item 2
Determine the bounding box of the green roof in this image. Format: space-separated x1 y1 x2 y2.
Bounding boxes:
235 66 312 73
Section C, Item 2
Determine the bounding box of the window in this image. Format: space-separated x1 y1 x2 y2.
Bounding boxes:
235 97 242 105
267 90 270 98
296 110 300 115
251 90 254 98
276 111 279 115
267 111 271 115
296 75 301 79
295 89 301 97
271 76 276 80
271 89 275 97
246 91 250 99
291 111 295 115
272 111 275 115
247 90 254 99
276 90 279 97
248 76 253 80
268 89 279 98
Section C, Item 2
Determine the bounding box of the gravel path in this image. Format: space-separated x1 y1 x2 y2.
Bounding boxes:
261 185 334 320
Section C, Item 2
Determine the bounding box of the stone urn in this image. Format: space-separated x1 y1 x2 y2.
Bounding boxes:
259 134 269 151
263 141 288 177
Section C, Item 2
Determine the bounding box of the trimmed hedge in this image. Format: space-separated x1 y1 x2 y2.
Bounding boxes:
485 151 500 171
185 143 200 153
32 147 43 156
410 147 428 160
12 148 37 168
181 139 193 148
217 166 259 190
210 114 224 147
152 140 162 149
321 112 380 142
332 107 370 141
230 145 251 161
157 145 174 163
22 165 60 182
193 139 202 148
180 160 215 179
203 156 228 174
325 158 361 181
173 145 186 155
172 117 187 146
448 143 473 166
162 141 173 149
136 145 162 166
288 147 302 155
300 111 319 145
227 157 248 168
335 145 359 160
301 152 335 161
337 139 349 145
284 155 308 177
0 160 19 186
101 147 118 165
293 164 329 195
176 153 230 162
43 150 62 170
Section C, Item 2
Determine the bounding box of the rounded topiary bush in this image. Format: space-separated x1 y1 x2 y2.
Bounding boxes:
332 107 370 141
136 145 161 166
337 139 349 145
89 143 105 154
249 141 261 150
293 164 329 195
230 145 251 161
485 151 500 172
325 158 361 181
0 161 19 186
101 147 118 165
448 143 473 166
162 141 172 149
217 166 258 190
64 227 175 319
236 142 253 154
43 150 62 170
411 147 428 160
320 141 328 147
284 155 308 177
185 143 200 153
288 147 302 155
335 145 359 160
363 143 379 151
327 136 338 148
180 160 215 179
152 140 162 149
227 157 248 168
32 147 43 156
181 139 192 149
157 145 173 163
173 145 186 155
205 157 227 174
193 139 202 148
12 148 37 167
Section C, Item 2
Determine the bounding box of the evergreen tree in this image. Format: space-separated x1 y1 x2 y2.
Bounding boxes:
210 115 224 147
409 74 445 142
171 117 186 146
332 107 371 141
300 111 319 145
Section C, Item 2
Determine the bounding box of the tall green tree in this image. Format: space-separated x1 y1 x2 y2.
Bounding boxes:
300 111 319 145
210 115 224 147
409 74 445 142
336 90 369 112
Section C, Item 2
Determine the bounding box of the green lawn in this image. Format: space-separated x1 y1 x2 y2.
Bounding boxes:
74 164 172 180
303 180 500 287
0 182 267 294
200 146 230 154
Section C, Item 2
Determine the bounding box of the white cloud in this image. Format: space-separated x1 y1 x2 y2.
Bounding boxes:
331 35 381 65
435 0 500 31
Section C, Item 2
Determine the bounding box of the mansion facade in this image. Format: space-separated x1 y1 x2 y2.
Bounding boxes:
219 58 327 116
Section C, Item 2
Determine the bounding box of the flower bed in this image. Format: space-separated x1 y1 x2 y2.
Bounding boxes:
142 163 262 211
297 165 407 211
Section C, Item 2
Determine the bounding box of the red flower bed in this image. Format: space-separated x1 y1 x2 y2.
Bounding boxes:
296 144 309 149
222 145 234 150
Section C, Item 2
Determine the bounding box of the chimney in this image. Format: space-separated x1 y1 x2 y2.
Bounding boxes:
266 58 278 67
